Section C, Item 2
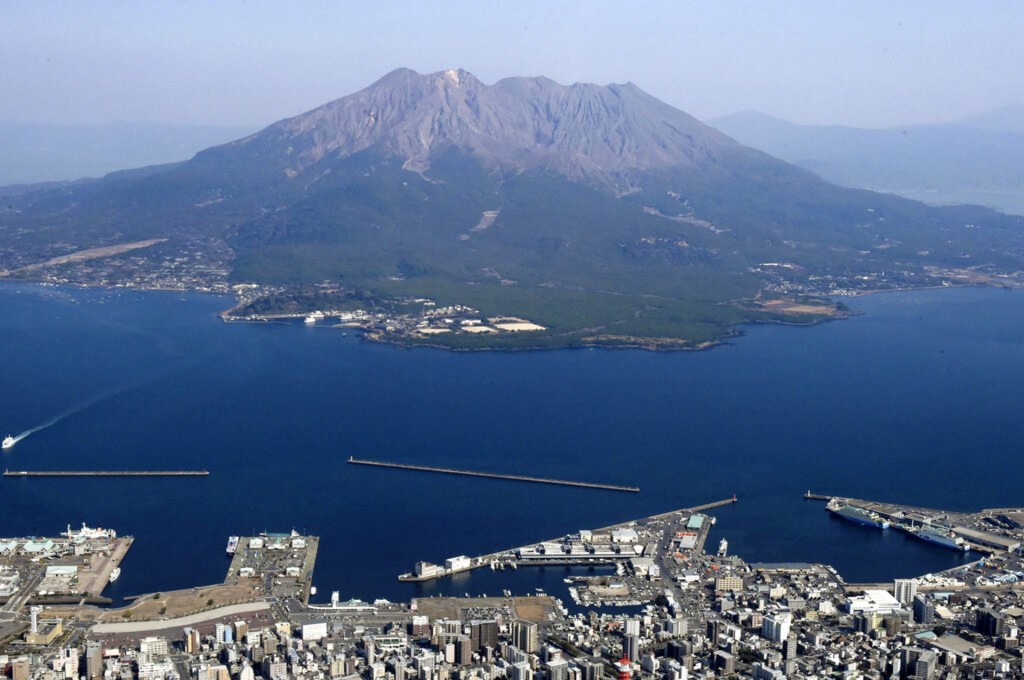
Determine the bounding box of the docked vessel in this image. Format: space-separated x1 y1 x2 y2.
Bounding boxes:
226 536 240 554
108 567 121 583
912 525 970 551
62 523 117 540
2 435 14 449
827 498 890 529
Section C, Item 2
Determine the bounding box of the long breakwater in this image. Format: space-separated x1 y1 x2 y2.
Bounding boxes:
347 457 639 493
4 470 209 477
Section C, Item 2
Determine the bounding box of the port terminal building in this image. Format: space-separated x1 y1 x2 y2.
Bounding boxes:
952 526 1021 552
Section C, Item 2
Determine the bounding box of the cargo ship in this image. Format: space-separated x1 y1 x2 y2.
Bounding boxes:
911 525 970 551
827 498 890 529
226 536 240 554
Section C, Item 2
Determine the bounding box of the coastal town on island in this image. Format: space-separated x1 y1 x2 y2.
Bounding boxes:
4 236 1024 349
6 492 1024 680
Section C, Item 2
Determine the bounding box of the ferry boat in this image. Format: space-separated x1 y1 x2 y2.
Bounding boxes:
913 525 970 551
827 498 890 529
226 536 240 554
2 435 14 449
62 523 117 540
108 567 121 583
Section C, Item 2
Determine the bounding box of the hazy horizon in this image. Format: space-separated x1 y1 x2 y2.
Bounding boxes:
3 1 1023 131
2 76 1021 135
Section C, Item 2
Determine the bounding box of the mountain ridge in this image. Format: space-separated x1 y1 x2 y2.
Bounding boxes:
707 109 1024 215
224 67 734 188
956 102 1024 134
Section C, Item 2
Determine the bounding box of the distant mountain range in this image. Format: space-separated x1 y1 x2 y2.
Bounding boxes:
957 103 1024 134
2 69 1023 350
708 107 1024 215
0 122 256 187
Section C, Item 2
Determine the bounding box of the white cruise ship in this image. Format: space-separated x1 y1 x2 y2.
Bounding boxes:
913 525 970 551
62 523 117 540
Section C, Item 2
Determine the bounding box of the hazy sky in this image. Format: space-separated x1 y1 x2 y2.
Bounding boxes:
3 1 1023 129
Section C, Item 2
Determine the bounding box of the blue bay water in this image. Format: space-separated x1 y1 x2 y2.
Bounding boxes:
2 283 1021 604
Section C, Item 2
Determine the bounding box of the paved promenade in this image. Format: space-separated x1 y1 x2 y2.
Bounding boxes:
91 601 270 633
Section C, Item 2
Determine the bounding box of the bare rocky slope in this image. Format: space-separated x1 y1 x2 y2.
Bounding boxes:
244 68 735 186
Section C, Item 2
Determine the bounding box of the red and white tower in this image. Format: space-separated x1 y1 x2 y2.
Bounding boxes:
616 657 632 680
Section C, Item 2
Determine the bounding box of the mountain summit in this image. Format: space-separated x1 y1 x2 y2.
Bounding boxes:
240 68 732 187
3 69 1023 349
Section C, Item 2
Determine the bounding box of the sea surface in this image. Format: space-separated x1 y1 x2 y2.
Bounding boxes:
2 282 1023 605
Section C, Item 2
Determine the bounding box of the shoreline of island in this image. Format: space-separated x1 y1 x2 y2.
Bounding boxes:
1 277 1020 353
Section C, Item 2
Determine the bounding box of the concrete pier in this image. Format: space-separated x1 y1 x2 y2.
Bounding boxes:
688 496 738 512
398 496 735 582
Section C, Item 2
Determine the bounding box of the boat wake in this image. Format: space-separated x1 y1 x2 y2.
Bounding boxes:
5 406 85 448
3 384 141 449
3 351 216 450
